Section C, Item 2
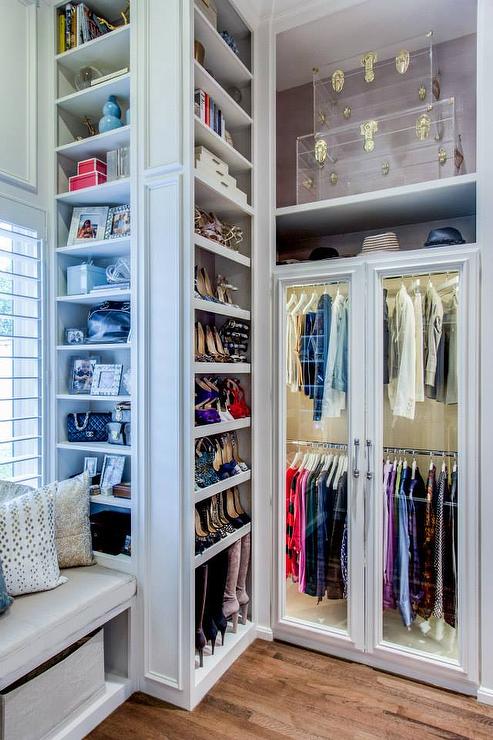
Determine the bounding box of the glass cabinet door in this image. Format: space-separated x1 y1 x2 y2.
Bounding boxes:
281 276 360 639
377 268 462 664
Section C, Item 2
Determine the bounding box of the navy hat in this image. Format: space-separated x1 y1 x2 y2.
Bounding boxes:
309 247 339 260
424 227 465 247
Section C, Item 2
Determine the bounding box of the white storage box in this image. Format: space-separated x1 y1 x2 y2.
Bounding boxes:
0 630 105 740
195 159 237 188
67 263 107 295
195 146 229 173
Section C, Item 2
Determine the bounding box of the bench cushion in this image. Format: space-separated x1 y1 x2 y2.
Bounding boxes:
0 565 136 688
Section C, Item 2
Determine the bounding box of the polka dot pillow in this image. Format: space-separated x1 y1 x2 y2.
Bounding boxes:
0 484 67 596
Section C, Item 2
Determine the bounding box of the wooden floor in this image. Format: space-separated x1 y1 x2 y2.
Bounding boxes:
89 640 493 739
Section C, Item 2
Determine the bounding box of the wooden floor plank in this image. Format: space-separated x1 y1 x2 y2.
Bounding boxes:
88 641 493 740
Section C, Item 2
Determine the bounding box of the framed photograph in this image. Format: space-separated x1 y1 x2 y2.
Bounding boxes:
100 454 125 493
105 205 130 240
70 356 100 394
65 327 86 345
83 456 98 477
67 206 109 245
91 363 123 396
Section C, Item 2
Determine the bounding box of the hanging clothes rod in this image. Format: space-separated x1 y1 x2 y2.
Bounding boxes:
287 439 348 450
383 446 457 456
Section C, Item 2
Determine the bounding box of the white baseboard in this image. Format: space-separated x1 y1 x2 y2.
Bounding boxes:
256 625 274 641
478 686 493 705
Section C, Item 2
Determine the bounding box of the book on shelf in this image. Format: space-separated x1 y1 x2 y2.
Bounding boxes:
58 3 113 53
194 88 225 138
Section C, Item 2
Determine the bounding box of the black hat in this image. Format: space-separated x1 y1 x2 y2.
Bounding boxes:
309 247 339 260
424 227 465 247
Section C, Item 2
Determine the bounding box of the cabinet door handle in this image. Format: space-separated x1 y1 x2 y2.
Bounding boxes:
353 438 360 479
366 439 373 480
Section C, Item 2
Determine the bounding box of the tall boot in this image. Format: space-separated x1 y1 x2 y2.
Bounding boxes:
195 565 208 667
223 539 241 632
236 533 251 624
208 549 229 645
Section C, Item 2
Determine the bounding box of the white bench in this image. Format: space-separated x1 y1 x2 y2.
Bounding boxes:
0 566 136 692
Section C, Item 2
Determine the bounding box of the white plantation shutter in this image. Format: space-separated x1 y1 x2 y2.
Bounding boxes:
0 221 43 487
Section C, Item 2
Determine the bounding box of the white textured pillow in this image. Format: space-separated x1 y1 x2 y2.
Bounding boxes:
55 472 94 568
0 484 67 596
0 479 31 505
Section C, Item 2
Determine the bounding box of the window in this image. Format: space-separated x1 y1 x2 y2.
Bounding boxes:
0 220 42 487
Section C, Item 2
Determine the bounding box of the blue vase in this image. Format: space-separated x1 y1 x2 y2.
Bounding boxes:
99 95 122 133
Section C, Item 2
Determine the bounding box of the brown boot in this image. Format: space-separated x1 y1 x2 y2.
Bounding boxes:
236 533 251 624
222 539 241 632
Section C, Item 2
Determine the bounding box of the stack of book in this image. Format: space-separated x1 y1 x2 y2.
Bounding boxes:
58 3 113 53
194 89 226 138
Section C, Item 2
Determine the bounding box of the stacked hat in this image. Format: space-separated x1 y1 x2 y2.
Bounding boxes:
361 232 400 254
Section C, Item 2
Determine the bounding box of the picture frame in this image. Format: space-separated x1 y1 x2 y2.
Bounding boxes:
67 206 109 245
104 204 130 240
90 363 123 396
65 327 86 345
100 454 125 493
83 457 98 477
70 356 100 394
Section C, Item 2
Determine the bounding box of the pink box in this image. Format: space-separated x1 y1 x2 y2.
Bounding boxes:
77 158 107 176
69 171 107 191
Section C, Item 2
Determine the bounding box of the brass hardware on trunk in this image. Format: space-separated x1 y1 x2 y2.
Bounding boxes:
332 69 345 93
360 119 378 152
329 172 338 185
302 176 314 190
343 106 351 120
314 138 328 167
438 147 447 165
381 161 390 176
416 113 431 140
418 84 427 101
395 49 410 74
361 51 377 83
318 111 327 126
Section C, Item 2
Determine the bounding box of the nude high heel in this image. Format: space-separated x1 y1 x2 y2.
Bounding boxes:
236 533 251 624
222 539 241 632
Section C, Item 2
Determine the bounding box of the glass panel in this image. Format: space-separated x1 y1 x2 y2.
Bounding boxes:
284 280 350 633
382 271 459 662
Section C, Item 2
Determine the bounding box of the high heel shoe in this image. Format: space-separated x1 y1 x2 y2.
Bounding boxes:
195 565 208 666
236 533 251 624
212 327 230 360
232 486 251 525
223 539 241 633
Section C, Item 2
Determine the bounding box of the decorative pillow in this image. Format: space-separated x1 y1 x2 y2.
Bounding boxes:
0 558 12 614
55 472 94 568
0 484 67 596
0 480 31 505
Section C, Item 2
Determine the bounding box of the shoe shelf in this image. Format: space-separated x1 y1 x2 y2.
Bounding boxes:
57 343 131 351
195 171 253 217
56 72 131 118
57 288 131 304
193 4 252 87
195 470 251 504
193 297 250 320
56 126 131 161
56 23 130 72
276 173 477 241
57 442 132 455
194 117 252 174
56 177 131 205
57 237 131 258
194 522 251 568
194 362 251 374
194 619 255 687
194 233 250 267
193 418 251 438
90 494 132 510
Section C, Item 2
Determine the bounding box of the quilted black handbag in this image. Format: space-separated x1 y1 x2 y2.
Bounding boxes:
67 412 111 443
87 301 130 344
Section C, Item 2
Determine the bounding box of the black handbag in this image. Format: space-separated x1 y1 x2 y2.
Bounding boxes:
67 412 111 443
87 301 130 344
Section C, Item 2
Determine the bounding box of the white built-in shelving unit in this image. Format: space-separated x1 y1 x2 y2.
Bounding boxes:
191 0 256 698
52 1 135 577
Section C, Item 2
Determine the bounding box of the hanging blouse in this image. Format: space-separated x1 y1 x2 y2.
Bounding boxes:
414 290 425 402
313 294 332 421
322 294 347 418
388 285 416 419
424 285 444 397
